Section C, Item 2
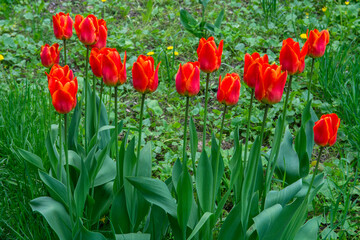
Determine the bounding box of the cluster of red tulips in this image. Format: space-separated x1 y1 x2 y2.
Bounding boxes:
38 9 340 238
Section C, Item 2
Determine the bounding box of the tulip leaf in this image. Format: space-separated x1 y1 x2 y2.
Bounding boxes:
68 98 82 152
86 82 96 146
189 117 198 172
18 148 44 170
293 217 321 240
172 158 182 197
30 197 72 240
176 169 193 236
214 9 225 28
39 170 68 208
218 203 245 240
74 222 107 240
196 150 213 212
45 131 59 177
74 159 90 218
126 176 177 217
144 205 168 240
295 125 310 178
265 179 302 209
88 182 113 225
111 186 131 234
187 212 213 240
115 233 151 240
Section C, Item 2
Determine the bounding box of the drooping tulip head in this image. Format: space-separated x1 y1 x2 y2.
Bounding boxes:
279 38 308 75
46 64 78 114
40 43 61 68
74 14 100 46
90 19 107 49
52 12 73 40
255 63 288 104
132 55 160 94
217 73 241 106
306 29 330 58
243 52 269 89
101 48 127 86
197 37 224 73
313 113 340 147
175 61 200 97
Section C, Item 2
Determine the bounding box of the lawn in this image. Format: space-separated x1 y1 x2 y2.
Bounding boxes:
0 0 359 239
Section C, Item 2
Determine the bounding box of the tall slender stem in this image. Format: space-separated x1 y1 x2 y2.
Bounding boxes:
136 94 146 162
63 39 67 65
305 147 323 199
48 67 51 128
212 104 227 211
244 88 254 163
59 114 62 181
202 72 211 150
259 104 269 146
182 97 190 171
114 87 119 164
85 46 90 154
64 113 73 228
97 80 104 133
307 58 315 102
93 74 97 133
282 74 293 126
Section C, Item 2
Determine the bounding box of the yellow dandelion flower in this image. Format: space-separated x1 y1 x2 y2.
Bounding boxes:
322 7 327 12
311 160 317 167
167 46 174 50
0 54 4 61
147 51 155 56
305 12 309 16
101 0 106 2
174 51 179 56
300 33 308 39
345 1 349 5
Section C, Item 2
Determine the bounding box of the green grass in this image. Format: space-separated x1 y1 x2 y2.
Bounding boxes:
0 0 359 239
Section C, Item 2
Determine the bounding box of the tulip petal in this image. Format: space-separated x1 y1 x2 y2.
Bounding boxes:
52 89 75 114
313 119 330 146
102 54 119 86
198 42 217 73
132 62 148 93
280 44 299 75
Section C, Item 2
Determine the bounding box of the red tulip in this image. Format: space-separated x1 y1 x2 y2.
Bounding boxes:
217 73 241 106
52 12 73 40
101 48 127 86
89 47 111 78
90 19 107 49
132 55 160 94
279 38 308 75
74 14 99 46
175 61 200 97
40 43 61 68
46 64 78 114
255 63 287 104
197 37 224 73
243 52 269 89
306 29 330 58
313 113 340 147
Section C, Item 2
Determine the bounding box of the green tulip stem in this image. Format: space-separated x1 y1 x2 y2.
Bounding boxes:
136 93 146 170
97 80 104 134
244 88 255 163
93 74 97 133
305 147 323 200
202 72 211 150
307 58 315 102
260 104 269 147
48 67 52 128
85 46 90 154
114 86 119 165
182 96 190 171
59 114 62 181
212 104 227 212
63 39 67 65
64 113 73 228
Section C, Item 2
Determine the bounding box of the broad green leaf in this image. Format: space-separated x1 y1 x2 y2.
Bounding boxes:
18 149 44 170
88 182 113 225
86 82 96 145
196 150 213 212
97 93 111 149
68 99 81 151
144 205 168 240
295 126 309 178
189 117 198 171
74 160 90 217
45 131 59 177
111 187 131 233
294 217 321 240
30 197 72 240
126 176 177 217
218 204 244 240
115 233 151 240
172 158 182 196
74 223 107 240
187 212 213 240
176 170 193 235
214 9 225 28
93 154 116 187
265 179 302 209
39 171 68 207
253 204 283 239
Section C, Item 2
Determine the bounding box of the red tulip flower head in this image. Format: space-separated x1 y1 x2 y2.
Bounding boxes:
40 43 61 68
175 61 200 97
279 38 308 75
132 55 160 94
313 113 340 147
46 64 78 114
243 52 269 89
101 48 127 86
306 29 330 58
74 14 100 46
255 63 288 104
90 19 107 49
217 73 241 106
52 12 73 40
197 37 224 73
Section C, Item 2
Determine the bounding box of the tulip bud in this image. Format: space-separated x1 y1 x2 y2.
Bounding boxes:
74 14 100 46
101 49 127 86
46 64 78 114
217 73 241 106
40 43 61 68
313 113 340 147
306 29 330 58
175 62 200 97
255 63 287 104
197 37 223 73
279 38 307 75
90 19 107 49
52 12 73 40
243 52 269 89
132 55 160 94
